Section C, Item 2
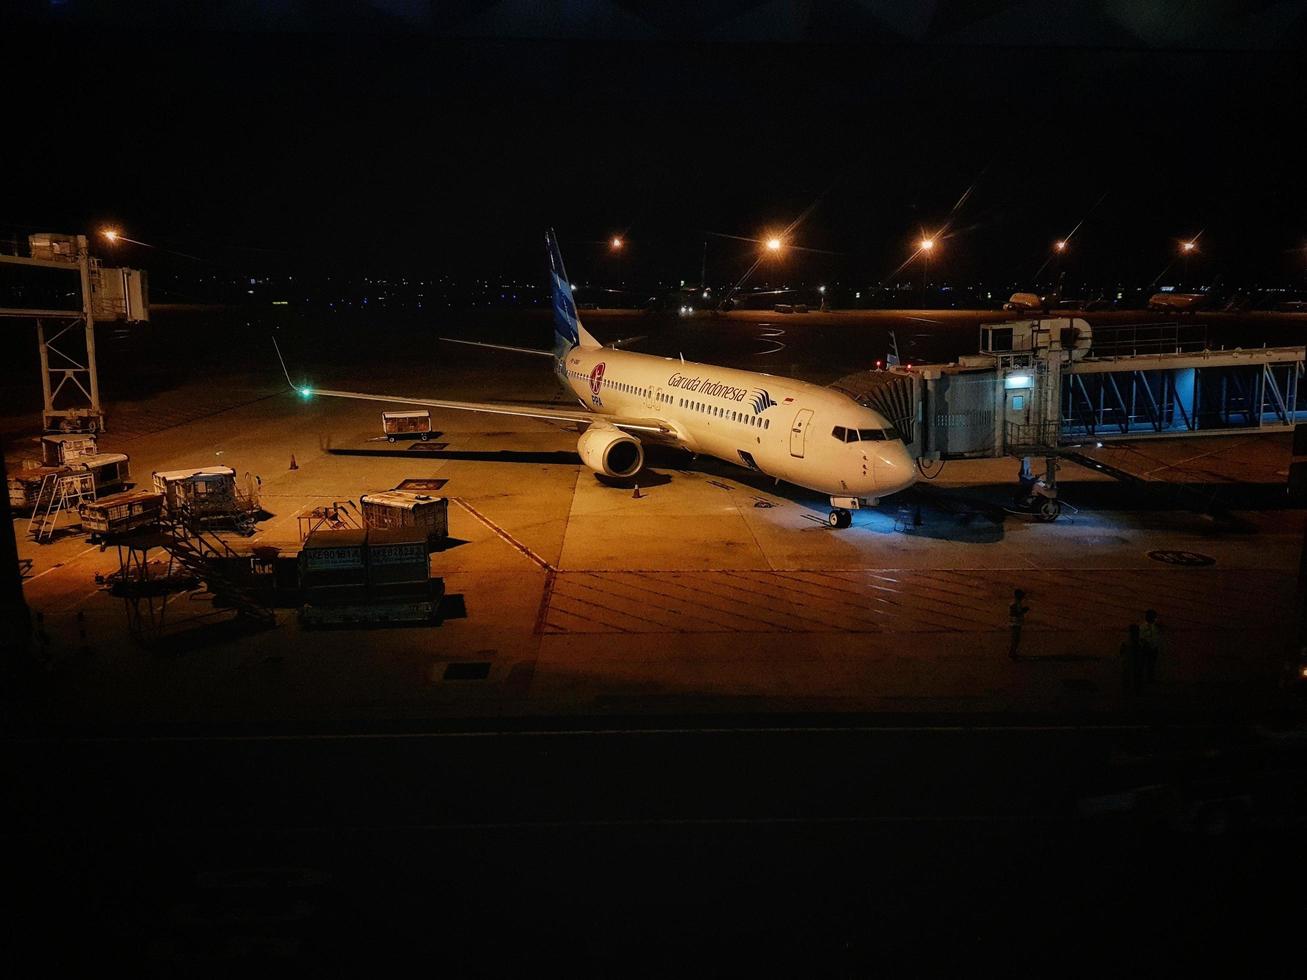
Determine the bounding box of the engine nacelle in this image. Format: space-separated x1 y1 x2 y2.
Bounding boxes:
577 423 644 478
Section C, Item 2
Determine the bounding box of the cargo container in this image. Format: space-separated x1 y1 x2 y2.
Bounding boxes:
359 491 448 544
366 528 431 601
78 489 164 537
298 528 441 626
299 528 368 605
381 410 432 442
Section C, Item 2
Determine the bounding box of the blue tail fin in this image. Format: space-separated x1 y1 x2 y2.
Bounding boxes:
547 228 600 356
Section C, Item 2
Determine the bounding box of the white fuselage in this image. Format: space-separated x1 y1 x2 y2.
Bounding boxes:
556 346 917 502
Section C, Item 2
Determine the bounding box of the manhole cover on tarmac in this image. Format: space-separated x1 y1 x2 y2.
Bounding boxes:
1147 549 1216 567
443 662 491 681
395 478 448 492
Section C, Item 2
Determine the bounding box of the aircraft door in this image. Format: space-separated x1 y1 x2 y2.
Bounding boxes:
789 408 814 458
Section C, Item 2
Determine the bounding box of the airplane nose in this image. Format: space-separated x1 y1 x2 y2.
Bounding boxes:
873 443 917 495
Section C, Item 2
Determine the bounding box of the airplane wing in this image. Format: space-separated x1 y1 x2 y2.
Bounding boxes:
439 337 554 357
305 386 675 436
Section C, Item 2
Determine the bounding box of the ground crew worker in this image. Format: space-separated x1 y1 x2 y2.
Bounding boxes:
1139 609 1162 683
1009 588 1029 661
1120 623 1142 694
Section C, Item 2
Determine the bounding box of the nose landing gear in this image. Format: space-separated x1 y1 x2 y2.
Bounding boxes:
827 495 865 529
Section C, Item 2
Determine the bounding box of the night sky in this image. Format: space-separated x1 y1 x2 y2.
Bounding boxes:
5 5 1306 289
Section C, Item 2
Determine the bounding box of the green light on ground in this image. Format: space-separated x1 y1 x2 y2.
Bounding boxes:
299 387 313 398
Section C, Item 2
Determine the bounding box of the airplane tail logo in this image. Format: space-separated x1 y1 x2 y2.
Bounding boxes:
750 388 777 414
547 228 601 355
547 228 580 355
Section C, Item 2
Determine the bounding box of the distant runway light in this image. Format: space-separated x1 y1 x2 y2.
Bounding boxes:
101 229 120 242
766 237 782 252
611 236 623 250
818 285 826 294
919 238 935 252
1055 240 1067 252
299 386 313 398
1182 240 1198 253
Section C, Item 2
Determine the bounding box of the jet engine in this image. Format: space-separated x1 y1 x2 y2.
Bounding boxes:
577 423 644 478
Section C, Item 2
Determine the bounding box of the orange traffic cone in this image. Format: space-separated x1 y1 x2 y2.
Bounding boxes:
289 454 298 470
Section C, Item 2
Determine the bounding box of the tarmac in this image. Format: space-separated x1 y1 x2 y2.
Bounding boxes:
7 308 1307 725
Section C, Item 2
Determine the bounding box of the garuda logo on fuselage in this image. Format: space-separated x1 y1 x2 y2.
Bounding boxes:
750 389 777 415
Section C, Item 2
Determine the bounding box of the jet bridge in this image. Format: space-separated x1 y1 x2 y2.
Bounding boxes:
831 318 1305 520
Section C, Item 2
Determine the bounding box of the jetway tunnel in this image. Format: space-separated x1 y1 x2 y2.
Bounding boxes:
831 317 1306 520
835 318 1306 462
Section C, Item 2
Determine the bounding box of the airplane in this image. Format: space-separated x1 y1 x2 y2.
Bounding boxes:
297 230 917 528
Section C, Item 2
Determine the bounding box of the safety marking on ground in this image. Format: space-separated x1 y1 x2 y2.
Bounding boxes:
450 497 555 572
540 568 1293 635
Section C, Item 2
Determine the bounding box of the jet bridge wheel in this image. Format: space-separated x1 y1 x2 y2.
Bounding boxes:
828 509 853 529
1035 498 1062 522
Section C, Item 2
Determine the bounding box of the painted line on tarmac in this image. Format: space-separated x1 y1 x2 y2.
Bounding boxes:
24 545 100 582
451 497 555 572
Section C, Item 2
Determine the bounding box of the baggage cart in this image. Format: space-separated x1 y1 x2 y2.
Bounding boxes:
382 410 432 442
78 489 164 538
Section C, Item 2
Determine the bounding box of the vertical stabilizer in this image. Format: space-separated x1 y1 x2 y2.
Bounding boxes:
546 228 601 352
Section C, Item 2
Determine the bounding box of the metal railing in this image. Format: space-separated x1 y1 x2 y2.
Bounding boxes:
1086 322 1208 358
1005 420 1063 451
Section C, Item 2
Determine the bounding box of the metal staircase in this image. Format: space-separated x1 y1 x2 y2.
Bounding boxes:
27 471 95 541
162 506 276 627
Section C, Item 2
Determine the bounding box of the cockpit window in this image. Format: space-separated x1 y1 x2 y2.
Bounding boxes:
832 426 847 441
857 427 902 442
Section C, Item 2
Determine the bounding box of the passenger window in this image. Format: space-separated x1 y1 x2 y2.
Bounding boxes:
764 419 769 429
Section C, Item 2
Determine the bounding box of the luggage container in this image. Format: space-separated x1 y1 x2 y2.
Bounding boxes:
299 528 368 606
80 453 130 495
8 452 130 511
382 410 432 442
78 489 164 537
9 463 64 510
151 465 253 530
41 433 98 466
359 491 448 544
